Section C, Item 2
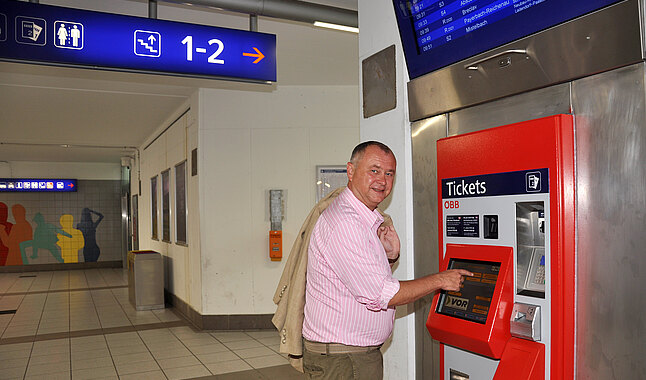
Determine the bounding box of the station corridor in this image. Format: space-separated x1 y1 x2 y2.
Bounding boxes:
0 269 305 380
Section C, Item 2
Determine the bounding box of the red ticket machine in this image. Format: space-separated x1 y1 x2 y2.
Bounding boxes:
427 115 575 380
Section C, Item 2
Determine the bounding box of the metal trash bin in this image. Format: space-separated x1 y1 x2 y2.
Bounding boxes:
128 250 165 311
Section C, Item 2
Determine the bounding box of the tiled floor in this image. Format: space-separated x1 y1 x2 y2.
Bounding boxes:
0 269 306 380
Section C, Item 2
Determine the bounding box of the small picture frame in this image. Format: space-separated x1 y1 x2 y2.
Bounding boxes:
316 165 347 203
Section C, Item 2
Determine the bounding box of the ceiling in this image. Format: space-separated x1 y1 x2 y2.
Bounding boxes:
0 0 359 164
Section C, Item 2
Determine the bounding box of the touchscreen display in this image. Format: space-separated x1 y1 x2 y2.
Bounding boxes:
436 259 500 324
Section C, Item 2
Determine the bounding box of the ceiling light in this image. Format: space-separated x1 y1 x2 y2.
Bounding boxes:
313 21 359 34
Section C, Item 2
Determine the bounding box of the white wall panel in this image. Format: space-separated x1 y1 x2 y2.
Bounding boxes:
200 127 254 314
199 86 359 315
4 162 121 179
359 0 415 379
250 128 309 311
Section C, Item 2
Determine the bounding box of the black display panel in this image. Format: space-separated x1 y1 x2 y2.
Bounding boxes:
446 215 479 237
392 0 623 79
436 259 500 324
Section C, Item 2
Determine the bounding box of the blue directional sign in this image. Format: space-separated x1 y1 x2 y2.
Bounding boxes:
0 179 77 192
0 1 276 82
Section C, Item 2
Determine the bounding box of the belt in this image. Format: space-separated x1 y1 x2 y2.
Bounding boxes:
303 339 381 354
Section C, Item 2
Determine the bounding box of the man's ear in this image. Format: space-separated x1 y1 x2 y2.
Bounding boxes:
346 162 354 182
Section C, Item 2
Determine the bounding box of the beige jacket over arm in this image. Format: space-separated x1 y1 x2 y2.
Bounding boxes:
272 186 393 372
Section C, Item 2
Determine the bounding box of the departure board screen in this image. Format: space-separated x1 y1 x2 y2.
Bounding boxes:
393 0 623 78
436 259 500 324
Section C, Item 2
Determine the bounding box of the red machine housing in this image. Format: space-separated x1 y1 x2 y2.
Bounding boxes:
432 115 576 379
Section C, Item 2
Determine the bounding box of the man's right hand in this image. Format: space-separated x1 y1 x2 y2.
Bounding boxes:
389 269 474 307
435 269 474 292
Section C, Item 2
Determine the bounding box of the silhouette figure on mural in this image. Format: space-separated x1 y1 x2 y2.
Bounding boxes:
0 204 32 265
20 213 69 264
57 214 84 263
0 203 14 266
77 208 103 262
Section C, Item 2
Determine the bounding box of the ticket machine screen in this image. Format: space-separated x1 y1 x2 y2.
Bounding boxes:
436 259 501 324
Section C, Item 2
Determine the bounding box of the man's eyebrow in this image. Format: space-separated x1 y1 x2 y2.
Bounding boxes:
369 164 395 172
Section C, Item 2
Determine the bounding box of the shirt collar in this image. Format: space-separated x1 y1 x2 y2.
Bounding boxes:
341 187 384 228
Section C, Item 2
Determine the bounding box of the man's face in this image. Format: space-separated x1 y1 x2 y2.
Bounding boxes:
347 145 396 210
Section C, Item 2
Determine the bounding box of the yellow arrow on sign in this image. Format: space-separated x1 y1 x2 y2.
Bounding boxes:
243 47 265 64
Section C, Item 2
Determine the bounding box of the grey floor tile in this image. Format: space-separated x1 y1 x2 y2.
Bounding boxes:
28 351 70 366
0 270 298 380
33 338 69 348
0 356 29 369
72 365 117 379
210 332 252 343
163 364 211 380
150 346 193 359
71 356 115 370
24 370 71 380
177 336 218 348
257 336 280 346
244 353 289 369
107 343 149 355
118 370 168 380
195 350 240 364
204 359 253 375
232 346 275 359
222 339 264 350
157 355 201 370
25 361 71 376
244 331 279 340
0 342 33 352
0 365 27 380
115 359 161 375
0 348 32 359
71 347 111 361
30 342 70 357
111 351 154 365
256 364 308 380
188 343 230 355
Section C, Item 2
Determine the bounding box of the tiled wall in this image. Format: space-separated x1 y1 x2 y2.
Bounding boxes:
0 180 122 266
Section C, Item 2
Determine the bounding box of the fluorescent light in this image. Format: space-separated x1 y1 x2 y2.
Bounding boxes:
313 21 359 33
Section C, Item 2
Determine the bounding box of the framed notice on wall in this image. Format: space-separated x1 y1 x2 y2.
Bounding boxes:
151 176 158 240
161 169 171 242
316 165 347 203
175 161 187 245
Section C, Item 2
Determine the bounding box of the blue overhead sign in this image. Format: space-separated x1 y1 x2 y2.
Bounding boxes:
0 1 276 82
0 179 77 192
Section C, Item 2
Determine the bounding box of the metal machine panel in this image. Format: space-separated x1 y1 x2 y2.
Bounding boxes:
411 115 447 380
448 84 571 137
407 0 643 121
571 62 646 379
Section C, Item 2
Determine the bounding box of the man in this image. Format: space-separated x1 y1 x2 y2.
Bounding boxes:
302 141 472 379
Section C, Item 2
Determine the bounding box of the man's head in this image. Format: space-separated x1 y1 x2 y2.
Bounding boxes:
347 141 396 210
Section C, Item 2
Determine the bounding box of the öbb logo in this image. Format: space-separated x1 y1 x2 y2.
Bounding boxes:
444 200 460 209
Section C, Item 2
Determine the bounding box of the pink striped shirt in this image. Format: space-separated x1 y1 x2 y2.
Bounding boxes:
302 187 400 346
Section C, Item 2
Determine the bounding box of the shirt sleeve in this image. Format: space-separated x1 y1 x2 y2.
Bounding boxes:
323 218 400 311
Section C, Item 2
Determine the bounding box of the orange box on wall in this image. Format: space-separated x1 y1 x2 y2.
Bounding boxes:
269 230 282 261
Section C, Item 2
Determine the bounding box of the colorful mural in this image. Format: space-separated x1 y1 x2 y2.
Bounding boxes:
0 202 14 266
0 204 105 266
57 214 84 263
0 204 33 265
78 208 103 262
21 212 69 264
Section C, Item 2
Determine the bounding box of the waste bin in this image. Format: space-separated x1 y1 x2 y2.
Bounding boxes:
128 250 165 311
